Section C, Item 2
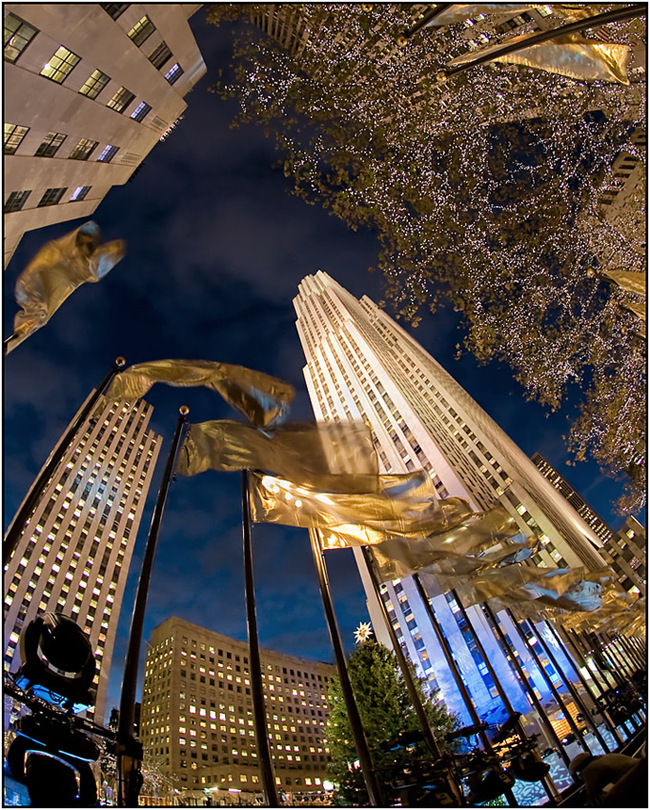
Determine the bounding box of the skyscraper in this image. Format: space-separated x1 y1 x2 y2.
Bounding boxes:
293 271 606 729
4 3 206 265
532 452 646 597
140 616 335 804
3 394 161 722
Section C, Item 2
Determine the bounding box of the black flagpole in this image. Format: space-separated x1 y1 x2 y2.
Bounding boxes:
451 591 559 803
504 609 591 755
241 470 280 807
546 621 623 747
4 356 126 560
117 405 188 807
363 550 465 804
309 530 383 806
439 4 646 79
532 620 611 754
617 633 644 669
482 602 575 773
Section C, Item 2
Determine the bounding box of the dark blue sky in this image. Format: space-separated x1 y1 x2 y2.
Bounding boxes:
3 13 640 715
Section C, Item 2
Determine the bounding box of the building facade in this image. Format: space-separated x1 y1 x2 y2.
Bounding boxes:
293 271 607 736
3 394 161 722
4 3 206 266
532 450 646 597
140 616 336 804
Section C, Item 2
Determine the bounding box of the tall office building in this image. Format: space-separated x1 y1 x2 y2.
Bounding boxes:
293 271 606 732
4 3 206 266
140 616 336 804
532 452 646 597
4 394 161 722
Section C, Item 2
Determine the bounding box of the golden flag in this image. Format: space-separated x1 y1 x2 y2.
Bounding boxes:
6 221 125 354
370 506 525 581
106 359 295 427
603 270 646 298
249 469 476 541
176 419 378 491
448 31 631 84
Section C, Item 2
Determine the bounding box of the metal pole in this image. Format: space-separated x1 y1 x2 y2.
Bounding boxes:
573 631 616 692
4 356 126 559
452 592 559 802
617 633 644 669
603 632 634 676
549 623 623 747
117 406 188 807
412 578 496 753
505 609 590 754
363 550 465 805
533 622 611 754
400 3 452 40
309 530 383 806
241 470 280 807
588 632 629 693
482 603 574 773
440 4 647 79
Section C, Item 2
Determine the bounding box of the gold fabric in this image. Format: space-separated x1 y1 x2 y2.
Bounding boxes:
370 506 525 581
448 31 631 84
426 4 539 26
176 419 378 490
604 270 646 298
106 359 295 427
6 221 125 354
249 470 479 541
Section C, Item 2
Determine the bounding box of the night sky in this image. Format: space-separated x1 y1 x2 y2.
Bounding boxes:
3 13 641 717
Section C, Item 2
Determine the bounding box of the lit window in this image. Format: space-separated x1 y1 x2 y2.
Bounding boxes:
4 190 31 213
148 41 172 69
164 63 183 85
4 123 29 154
4 13 38 63
70 185 91 202
127 15 155 47
35 131 67 157
106 86 135 113
37 187 67 207
79 68 110 99
130 101 151 122
40 46 80 83
97 144 119 163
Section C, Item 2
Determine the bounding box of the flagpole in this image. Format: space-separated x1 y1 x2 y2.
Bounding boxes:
546 622 623 747
309 530 383 807
241 470 280 807
363 550 465 805
482 602 574 772
504 608 591 756
451 591 560 803
602 632 635 676
438 4 646 79
531 621 611 754
617 633 644 669
117 405 188 807
4 356 126 560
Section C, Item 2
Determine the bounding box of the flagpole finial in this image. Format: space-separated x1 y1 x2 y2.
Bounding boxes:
179 405 190 416
115 356 126 367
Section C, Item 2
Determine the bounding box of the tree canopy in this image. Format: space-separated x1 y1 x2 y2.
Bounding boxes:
207 4 646 513
324 639 458 805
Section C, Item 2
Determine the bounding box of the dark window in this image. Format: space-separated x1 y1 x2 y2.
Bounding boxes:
40 46 80 83
106 86 135 113
130 102 151 122
164 62 183 85
79 68 110 100
4 190 31 212
37 187 67 207
4 13 38 63
70 185 91 202
128 15 155 47
148 41 172 69
101 4 129 19
35 131 67 157
4 123 29 154
69 137 99 160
